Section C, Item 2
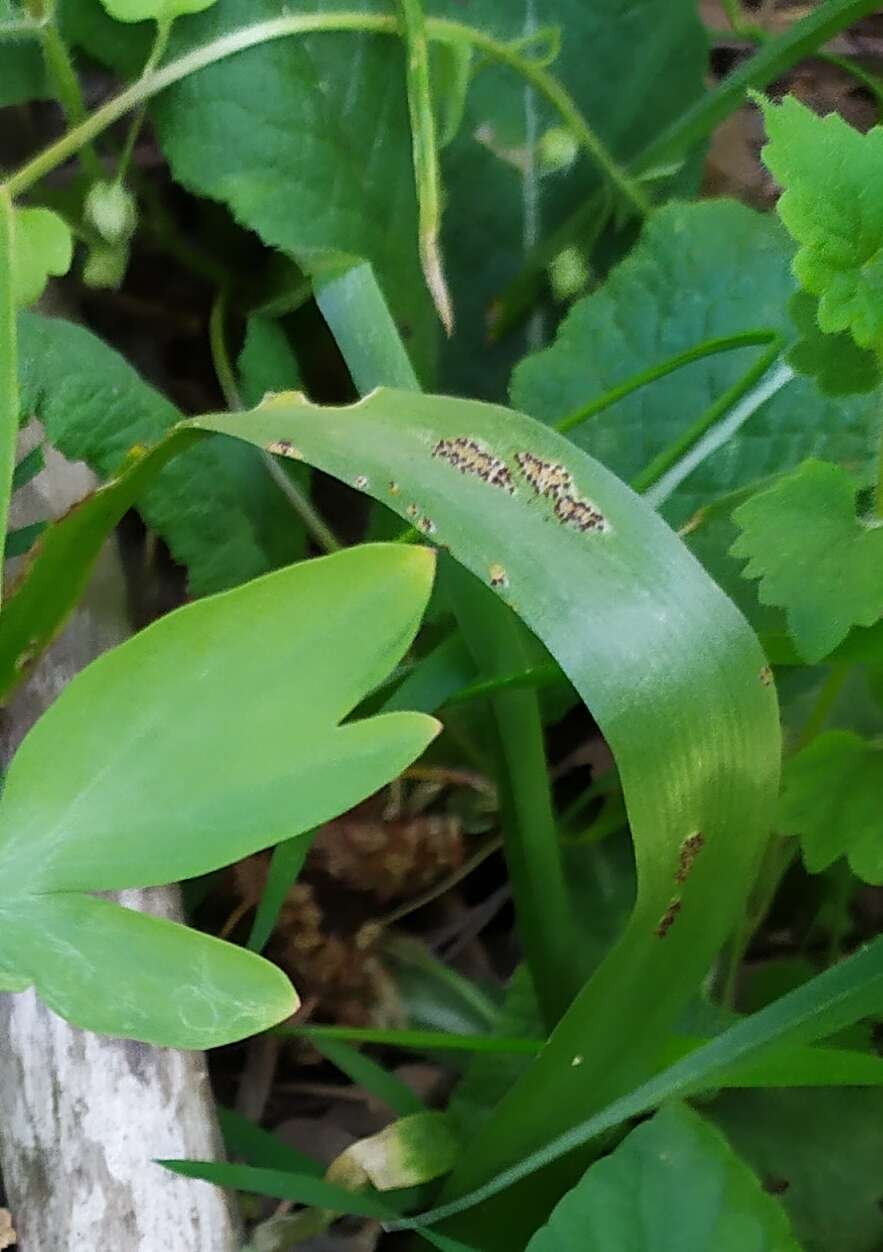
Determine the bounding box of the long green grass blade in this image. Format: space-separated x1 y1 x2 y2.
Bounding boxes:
196 387 780 1210
389 933 883 1230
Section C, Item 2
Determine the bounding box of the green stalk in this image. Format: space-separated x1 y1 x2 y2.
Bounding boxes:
555 329 778 435
116 16 173 184
278 1024 542 1055
4 13 644 219
208 288 340 553
631 337 784 494
494 0 881 334
0 189 17 588
32 7 103 183
396 0 453 333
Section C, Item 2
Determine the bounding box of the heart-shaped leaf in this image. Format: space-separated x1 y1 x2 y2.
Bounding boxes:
0 543 439 1046
524 1102 802 1252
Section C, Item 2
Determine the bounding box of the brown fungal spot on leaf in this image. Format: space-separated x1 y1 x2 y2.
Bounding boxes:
553 493 607 533
515 450 608 533
515 451 573 499
417 516 436 536
432 436 515 494
267 438 304 461
354 474 369 490
489 562 509 589
655 896 682 938
675 831 706 884
389 481 401 495
760 665 774 687
406 503 420 519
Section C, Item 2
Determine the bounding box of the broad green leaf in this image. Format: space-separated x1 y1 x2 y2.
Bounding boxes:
524 1102 801 1252
709 1088 883 1252
330 1111 459 1191
786 292 882 396
778 730 883 883
237 314 301 407
433 0 709 400
148 0 434 378
392 933 883 1230
757 94 883 353
0 432 192 700
511 200 880 531
197 387 780 1212
18 312 304 592
0 544 439 1044
99 0 217 22
13 208 72 307
731 460 883 663
0 2 48 107
1 891 296 1049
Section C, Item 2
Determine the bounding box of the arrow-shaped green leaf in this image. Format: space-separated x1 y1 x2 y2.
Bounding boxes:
0 543 439 1047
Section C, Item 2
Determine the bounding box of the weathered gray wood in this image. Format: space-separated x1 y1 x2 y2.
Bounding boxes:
0 438 242 1251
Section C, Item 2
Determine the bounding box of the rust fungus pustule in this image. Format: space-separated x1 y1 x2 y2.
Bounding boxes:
655 896 682 939
489 563 509 589
432 436 515 494
514 450 608 533
675 831 705 884
267 439 304 461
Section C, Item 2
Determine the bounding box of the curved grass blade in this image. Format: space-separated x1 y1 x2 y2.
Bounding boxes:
388 932 883 1230
196 388 780 1202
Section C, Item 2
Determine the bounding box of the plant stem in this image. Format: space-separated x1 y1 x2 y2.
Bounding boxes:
794 664 850 753
208 288 341 554
277 1024 542 1055
555 329 778 435
4 13 646 218
116 17 173 184
633 337 785 495
35 14 103 183
396 0 453 333
0 188 17 595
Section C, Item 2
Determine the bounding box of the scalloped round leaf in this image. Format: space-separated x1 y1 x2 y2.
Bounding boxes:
13 207 72 307
731 460 883 663
786 291 882 396
525 1102 801 1252
757 94 883 354
778 729 883 883
98 0 217 23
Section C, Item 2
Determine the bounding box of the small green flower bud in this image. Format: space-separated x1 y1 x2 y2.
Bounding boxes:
85 180 137 246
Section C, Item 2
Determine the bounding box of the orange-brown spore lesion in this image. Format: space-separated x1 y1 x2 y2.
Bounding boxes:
655 896 682 939
267 439 304 461
432 437 515 494
514 450 608 533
